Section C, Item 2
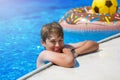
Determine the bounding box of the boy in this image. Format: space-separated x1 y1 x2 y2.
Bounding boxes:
36 22 99 68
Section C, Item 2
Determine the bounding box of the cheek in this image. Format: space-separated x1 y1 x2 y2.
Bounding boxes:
46 43 55 50
60 42 64 47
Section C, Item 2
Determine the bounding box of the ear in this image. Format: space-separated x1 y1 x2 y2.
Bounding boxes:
41 40 46 47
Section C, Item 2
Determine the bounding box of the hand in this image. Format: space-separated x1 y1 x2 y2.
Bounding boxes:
62 48 72 54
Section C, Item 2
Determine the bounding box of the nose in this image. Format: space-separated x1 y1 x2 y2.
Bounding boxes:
55 42 60 47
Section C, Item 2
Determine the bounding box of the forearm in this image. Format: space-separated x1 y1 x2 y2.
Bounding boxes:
42 50 75 67
74 41 99 57
55 51 75 67
55 54 75 67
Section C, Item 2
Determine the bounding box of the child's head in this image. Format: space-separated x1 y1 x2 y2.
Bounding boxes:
41 22 64 52
41 22 64 42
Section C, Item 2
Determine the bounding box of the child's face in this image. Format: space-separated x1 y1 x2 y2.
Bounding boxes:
42 34 64 53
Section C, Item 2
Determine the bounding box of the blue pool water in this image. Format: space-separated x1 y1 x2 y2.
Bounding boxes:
0 0 120 80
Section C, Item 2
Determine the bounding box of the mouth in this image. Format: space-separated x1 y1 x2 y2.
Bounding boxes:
54 48 61 53
54 50 60 52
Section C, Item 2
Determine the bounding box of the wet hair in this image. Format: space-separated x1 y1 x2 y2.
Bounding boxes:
41 22 63 42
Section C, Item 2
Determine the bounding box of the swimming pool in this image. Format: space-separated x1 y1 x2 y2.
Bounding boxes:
0 0 120 80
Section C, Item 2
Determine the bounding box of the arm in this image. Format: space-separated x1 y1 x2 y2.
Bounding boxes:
70 40 99 57
36 48 74 68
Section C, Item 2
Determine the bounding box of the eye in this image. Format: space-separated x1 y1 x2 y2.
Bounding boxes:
59 39 63 43
50 40 56 44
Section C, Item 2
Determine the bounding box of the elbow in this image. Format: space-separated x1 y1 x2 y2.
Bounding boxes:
66 60 74 68
95 43 99 51
93 41 99 51
87 40 99 51
64 56 75 68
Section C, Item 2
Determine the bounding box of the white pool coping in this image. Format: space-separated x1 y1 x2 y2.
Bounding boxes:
18 33 120 80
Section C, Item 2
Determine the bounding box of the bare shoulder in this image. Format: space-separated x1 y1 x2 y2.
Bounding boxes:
64 44 73 49
36 51 46 68
37 50 48 60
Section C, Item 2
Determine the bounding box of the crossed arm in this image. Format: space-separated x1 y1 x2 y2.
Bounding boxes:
36 48 74 68
36 40 99 68
70 40 99 57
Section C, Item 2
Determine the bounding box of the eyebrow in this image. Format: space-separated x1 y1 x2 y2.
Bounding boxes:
48 37 63 41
